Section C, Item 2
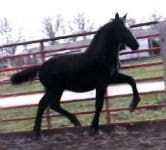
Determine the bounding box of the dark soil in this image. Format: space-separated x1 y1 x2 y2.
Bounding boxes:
0 121 166 150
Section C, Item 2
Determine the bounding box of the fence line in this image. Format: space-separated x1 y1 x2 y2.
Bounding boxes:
0 21 166 133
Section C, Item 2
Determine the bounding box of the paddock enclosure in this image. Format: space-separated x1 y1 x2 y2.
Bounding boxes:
0 21 166 149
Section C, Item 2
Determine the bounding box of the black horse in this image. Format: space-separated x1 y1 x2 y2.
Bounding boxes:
11 13 140 138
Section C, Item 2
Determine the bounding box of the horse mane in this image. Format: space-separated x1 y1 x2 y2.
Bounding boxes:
85 21 113 59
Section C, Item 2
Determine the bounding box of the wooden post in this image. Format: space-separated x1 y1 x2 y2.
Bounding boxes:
46 107 52 129
105 88 111 124
157 21 166 91
40 41 45 62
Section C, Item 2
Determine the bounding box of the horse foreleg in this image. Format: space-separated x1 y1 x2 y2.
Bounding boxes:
33 93 49 139
111 73 141 112
90 87 106 134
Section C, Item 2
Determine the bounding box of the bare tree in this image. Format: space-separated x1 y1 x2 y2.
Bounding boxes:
150 13 164 22
0 17 24 55
0 17 12 43
42 15 65 45
148 13 165 35
148 13 165 30
69 13 94 42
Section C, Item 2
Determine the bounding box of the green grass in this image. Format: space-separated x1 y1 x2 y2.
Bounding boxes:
110 93 166 122
121 56 164 78
0 92 166 132
122 55 162 65
122 65 163 78
0 56 165 132
0 81 43 94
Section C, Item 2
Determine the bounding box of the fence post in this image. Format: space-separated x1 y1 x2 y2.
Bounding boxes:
40 41 52 129
40 41 45 62
105 88 111 124
157 21 166 91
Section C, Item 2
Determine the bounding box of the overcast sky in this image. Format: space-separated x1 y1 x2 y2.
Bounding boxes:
0 0 165 40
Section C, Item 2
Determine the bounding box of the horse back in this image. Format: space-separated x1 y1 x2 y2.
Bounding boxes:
38 53 110 92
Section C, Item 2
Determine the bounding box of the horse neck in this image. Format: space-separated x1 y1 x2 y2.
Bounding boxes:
85 36 120 67
101 43 120 66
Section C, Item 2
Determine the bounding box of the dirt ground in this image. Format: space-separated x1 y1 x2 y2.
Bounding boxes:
0 121 166 150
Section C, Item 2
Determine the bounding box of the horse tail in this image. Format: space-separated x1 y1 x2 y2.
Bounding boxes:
11 66 41 85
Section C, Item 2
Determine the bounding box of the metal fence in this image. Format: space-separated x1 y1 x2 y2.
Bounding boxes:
0 21 166 133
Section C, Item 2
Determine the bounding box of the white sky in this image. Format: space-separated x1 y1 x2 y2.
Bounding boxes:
0 0 165 40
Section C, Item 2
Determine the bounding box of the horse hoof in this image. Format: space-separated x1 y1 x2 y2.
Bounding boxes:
74 122 81 127
33 131 42 140
89 127 101 136
129 101 135 112
129 105 135 112
129 97 141 112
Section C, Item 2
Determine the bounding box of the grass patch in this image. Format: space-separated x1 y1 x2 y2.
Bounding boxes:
0 92 165 132
0 81 43 94
110 93 166 122
121 56 163 78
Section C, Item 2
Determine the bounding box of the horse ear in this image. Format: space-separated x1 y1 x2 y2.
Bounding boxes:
115 13 119 19
123 13 127 20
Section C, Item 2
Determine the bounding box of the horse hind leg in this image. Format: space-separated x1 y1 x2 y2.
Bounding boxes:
49 89 81 127
33 93 49 139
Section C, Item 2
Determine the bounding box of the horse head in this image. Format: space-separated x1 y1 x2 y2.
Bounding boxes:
111 13 139 50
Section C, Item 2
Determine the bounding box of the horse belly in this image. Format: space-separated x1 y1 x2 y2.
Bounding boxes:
64 77 96 92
